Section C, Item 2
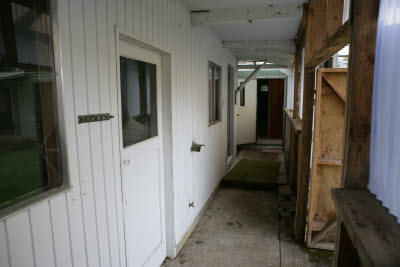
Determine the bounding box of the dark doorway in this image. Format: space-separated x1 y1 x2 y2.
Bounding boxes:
256 78 285 142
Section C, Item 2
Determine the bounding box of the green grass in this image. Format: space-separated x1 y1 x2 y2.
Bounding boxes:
222 159 280 190
0 143 42 205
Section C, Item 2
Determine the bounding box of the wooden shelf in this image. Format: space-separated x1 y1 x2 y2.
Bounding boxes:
316 158 342 166
332 189 400 266
289 117 302 133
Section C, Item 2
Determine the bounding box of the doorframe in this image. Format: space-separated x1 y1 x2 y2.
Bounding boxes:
255 76 287 144
227 64 235 162
114 27 175 260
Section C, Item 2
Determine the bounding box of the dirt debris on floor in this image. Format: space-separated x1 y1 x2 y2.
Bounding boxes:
162 145 332 267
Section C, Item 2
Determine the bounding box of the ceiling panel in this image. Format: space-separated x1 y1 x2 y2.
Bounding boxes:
208 17 301 41
181 0 307 11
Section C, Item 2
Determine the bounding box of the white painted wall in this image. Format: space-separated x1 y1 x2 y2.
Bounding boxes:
0 0 237 266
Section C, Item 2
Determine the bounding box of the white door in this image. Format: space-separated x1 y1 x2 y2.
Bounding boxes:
236 79 257 144
118 38 166 267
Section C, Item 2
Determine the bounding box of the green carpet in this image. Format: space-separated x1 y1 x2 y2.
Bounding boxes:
222 159 279 190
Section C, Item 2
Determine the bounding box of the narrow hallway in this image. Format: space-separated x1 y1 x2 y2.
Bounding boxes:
163 146 332 267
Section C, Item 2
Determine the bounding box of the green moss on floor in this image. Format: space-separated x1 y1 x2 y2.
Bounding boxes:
222 159 279 190
306 248 334 263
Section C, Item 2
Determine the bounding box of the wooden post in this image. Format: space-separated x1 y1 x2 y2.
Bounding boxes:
342 0 379 189
334 0 380 265
293 46 302 119
294 68 315 241
290 3 306 190
289 127 298 188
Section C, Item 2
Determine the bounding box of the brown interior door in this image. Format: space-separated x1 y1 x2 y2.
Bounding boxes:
267 79 284 139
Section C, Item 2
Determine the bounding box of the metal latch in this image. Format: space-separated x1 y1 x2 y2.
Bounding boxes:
78 113 114 124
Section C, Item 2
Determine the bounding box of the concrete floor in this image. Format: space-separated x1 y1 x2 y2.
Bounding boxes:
163 146 332 267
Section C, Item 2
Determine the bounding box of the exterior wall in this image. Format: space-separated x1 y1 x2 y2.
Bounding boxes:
0 0 237 267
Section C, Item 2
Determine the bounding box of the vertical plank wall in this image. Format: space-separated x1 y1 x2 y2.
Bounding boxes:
0 0 237 267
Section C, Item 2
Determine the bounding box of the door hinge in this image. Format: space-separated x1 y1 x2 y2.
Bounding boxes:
189 202 195 208
123 159 130 166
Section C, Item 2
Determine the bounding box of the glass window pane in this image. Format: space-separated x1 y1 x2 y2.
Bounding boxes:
240 82 245 106
0 0 61 209
208 64 213 123
214 66 220 121
120 57 158 147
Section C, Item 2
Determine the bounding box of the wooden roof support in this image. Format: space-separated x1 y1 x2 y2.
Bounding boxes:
237 64 287 70
305 21 351 69
334 0 380 266
223 40 295 54
236 61 267 92
295 3 308 48
294 67 315 241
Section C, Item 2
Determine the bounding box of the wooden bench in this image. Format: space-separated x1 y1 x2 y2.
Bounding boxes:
332 188 400 266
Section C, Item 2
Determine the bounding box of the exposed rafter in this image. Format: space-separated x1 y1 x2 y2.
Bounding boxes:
191 4 303 26
236 54 294 67
236 61 267 92
238 64 287 70
223 40 295 54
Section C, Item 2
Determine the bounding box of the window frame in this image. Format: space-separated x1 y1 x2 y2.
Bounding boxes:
0 0 70 218
208 61 222 126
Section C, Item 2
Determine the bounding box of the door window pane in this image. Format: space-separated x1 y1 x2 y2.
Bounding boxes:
120 57 158 147
208 65 213 122
0 0 62 210
208 62 221 125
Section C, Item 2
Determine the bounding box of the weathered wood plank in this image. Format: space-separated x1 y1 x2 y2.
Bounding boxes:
295 4 307 48
293 45 302 119
326 0 345 40
305 20 351 68
322 74 346 102
317 159 342 166
289 117 302 133
334 220 360 266
306 68 346 248
294 68 315 241
332 189 400 266
342 0 379 189
290 127 299 188
312 220 337 244
309 241 335 251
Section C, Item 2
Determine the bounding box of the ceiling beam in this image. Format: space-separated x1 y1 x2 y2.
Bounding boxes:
238 64 288 70
236 61 267 92
191 4 303 26
223 40 296 54
236 54 294 67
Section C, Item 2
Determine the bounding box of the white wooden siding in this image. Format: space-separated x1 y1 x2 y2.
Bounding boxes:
0 0 236 266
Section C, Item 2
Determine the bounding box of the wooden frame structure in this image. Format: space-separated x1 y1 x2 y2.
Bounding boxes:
306 68 347 250
294 0 351 242
290 0 400 266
